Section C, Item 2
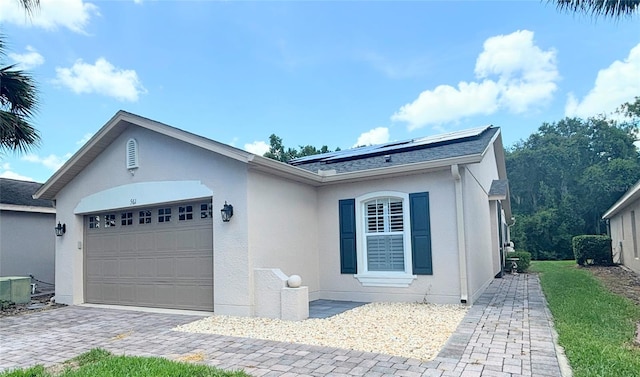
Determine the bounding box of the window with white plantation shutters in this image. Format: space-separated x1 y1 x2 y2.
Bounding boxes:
126 138 139 170
364 198 404 271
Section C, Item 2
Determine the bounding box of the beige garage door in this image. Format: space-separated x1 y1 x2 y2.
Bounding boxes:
85 201 213 311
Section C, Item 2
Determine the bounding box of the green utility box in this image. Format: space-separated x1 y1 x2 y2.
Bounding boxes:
0 276 31 304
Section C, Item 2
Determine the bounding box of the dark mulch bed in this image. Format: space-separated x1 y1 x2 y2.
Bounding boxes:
0 293 66 317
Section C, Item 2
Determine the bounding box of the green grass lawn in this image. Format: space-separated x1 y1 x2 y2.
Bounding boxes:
532 261 640 377
0 349 250 377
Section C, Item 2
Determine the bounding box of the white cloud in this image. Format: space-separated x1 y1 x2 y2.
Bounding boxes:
54 58 147 102
8 46 45 70
565 43 640 119
244 141 270 155
392 30 559 130
0 163 34 181
22 153 72 171
0 0 99 34
353 127 390 147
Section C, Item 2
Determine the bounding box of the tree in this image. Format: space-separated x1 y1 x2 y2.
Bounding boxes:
552 0 640 18
1 0 41 153
263 133 339 163
507 102 640 259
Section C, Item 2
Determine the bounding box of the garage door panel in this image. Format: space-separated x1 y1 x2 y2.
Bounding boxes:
176 229 197 249
136 232 155 251
154 231 177 251
157 258 175 278
85 201 213 311
119 234 136 252
118 258 136 278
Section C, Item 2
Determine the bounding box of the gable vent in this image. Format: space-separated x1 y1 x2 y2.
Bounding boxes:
126 138 139 170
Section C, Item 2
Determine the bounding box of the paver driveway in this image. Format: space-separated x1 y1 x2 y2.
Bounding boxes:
0 274 568 376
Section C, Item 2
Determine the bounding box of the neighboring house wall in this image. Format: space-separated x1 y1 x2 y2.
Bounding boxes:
247 170 321 302
0 210 55 284
53 126 252 314
609 201 640 275
316 169 462 304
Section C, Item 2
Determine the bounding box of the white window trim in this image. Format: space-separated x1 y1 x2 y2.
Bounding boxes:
354 191 416 287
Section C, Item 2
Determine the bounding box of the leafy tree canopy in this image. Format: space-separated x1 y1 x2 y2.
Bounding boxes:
507 97 640 260
263 133 340 162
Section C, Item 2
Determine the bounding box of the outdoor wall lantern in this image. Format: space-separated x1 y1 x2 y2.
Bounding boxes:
55 222 66 237
220 201 234 222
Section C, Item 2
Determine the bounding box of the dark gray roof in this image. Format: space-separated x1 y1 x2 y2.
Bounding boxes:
291 126 499 174
489 179 509 198
0 178 54 208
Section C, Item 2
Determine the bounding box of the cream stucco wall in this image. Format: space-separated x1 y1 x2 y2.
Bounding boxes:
247 170 320 304
53 126 252 315
463 142 502 303
316 169 462 304
609 201 640 275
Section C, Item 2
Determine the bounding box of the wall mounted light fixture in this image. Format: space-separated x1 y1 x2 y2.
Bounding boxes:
55 222 66 237
220 202 234 222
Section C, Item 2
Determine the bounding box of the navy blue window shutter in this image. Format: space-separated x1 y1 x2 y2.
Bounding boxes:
339 199 357 274
410 192 433 275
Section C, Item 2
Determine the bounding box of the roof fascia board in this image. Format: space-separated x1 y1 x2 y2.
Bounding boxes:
602 179 640 219
0 204 56 214
248 155 324 185
118 112 252 163
249 153 483 186
35 111 253 200
34 111 127 200
319 154 483 184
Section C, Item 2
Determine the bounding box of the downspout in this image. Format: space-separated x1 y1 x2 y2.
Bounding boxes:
452 164 469 304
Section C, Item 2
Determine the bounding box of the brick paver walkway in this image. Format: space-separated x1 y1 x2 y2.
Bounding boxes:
0 274 568 376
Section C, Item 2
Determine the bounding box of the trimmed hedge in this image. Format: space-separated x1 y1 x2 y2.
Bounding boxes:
572 235 613 266
506 251 531 272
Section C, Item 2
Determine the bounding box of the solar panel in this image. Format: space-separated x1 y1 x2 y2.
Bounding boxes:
290 125 491 165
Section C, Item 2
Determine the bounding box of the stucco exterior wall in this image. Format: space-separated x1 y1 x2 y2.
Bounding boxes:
53 126 252 315
463 143 501 303
609 200 640 275
0 210 56 285
247 170 320 302
316 169 462 304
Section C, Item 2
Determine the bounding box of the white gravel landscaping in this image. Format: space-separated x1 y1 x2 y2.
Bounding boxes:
175 302 468 361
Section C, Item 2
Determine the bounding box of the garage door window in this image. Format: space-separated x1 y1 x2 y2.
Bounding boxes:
89 215 100 229
200 204 211 218
158 208 171 223
139 210 152 224
121 212 133 226
104 214 116 228
179 205 193 221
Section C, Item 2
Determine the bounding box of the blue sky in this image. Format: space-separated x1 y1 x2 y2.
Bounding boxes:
0 0 638 183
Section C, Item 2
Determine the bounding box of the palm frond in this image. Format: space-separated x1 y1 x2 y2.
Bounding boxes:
553 0 640 18
18 0 40 16
0 66 39 116
0 110 40 153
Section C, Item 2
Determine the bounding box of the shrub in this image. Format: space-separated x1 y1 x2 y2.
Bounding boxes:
572 235 613 266
506 251 531 272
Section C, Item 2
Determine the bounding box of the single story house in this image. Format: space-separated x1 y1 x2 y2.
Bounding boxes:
603 179 640 275
34 111 512 316
0 178 56 287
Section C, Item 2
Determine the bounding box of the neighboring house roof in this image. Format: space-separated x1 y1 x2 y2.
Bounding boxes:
0 178 55 213
34 111 509 221
291 126 498 174
602 179 640 219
